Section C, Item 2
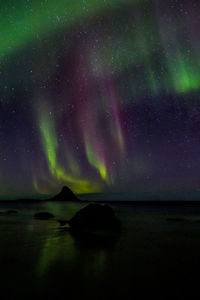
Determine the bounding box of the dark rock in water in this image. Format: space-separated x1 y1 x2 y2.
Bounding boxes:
51 186 78 201
34 212 54 220
166 217 188 222
0 210 19 215
58 219 69 226
69 203 121 230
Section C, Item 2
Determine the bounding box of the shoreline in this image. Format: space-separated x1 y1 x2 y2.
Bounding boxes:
1 199 200 206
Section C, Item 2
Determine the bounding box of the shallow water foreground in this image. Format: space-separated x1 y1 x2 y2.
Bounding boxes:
0 201 200 299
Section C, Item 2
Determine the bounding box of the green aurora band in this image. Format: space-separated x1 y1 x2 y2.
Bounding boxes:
1 0 200 197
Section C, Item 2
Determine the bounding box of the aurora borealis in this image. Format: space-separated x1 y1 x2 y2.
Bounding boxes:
1 0 200 199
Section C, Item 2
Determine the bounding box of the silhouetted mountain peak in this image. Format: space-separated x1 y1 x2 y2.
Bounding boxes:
52 185 78 201
60 186 72 194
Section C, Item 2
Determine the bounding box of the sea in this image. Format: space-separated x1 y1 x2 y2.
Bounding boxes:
0 200 200 299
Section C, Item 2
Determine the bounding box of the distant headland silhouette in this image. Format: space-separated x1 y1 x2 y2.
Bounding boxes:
51 186 78 202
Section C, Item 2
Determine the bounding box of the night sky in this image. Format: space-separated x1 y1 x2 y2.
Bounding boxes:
1 0 200 199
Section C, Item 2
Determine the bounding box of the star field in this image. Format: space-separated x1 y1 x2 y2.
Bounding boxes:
1 0 200 199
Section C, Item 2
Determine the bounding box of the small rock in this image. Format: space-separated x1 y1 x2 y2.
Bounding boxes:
166 217 187 222
58 219 69 226
0 210 19 215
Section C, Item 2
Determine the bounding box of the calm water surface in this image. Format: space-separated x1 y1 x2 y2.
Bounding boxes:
0 201 200 299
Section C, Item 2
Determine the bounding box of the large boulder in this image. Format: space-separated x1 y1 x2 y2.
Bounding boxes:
68 203 121 230
51 186 78 201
